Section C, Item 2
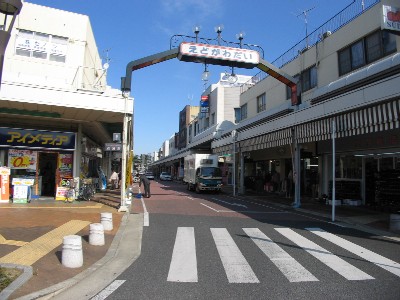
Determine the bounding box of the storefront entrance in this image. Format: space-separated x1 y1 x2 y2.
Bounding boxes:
39 152 58 196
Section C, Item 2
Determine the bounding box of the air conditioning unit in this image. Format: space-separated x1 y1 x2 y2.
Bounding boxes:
322 31 332 39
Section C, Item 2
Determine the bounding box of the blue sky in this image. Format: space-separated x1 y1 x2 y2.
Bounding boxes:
28 0 356 155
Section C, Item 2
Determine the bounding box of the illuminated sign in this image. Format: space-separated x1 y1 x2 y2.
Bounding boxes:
178 42 260 69
0 128 76 150
382 5 400 32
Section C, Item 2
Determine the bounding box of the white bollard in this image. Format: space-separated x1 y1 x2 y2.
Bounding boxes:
89 223 105 246
62 235 83 268
100 212 113 231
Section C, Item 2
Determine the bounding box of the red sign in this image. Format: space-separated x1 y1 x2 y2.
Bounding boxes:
201 95 209 101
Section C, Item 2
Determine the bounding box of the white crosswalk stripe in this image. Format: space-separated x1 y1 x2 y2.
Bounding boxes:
275 228 374 280
243 228 318 282
166 226 400 283
167 227 198 282
211 228 259 283
307 227 400 278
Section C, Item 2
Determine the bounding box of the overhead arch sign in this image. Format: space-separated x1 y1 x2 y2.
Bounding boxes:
122 43 299 105
178 42 259 69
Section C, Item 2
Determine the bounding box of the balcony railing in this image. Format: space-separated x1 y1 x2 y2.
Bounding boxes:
240 0 381 94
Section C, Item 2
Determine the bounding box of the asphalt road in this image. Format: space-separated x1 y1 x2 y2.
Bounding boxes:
97 180 400 300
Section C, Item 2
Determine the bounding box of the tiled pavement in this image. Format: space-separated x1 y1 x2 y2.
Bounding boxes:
0 190 126 299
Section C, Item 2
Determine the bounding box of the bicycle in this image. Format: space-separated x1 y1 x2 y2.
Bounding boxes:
77 179 95 201
64 178 77 203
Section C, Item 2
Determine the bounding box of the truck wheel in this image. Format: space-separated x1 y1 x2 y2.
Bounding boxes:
195 184 201 194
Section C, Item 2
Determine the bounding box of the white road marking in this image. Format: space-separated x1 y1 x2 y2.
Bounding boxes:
383 236 400 243
200 203 219 212
211 228 259 283
307 228 400 278
243 228 318 282
167 227 198 282
211 198 247 208
275 228 374 280
139 190 149 227
91 280 126 300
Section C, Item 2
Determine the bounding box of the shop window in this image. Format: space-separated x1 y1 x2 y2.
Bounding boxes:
335 155 362 179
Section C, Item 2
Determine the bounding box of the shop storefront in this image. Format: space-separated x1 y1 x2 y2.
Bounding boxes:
318 128 400 211
0 127 76 202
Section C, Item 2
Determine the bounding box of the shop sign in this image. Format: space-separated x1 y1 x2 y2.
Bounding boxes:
0 127 76 150
382 5 400 32
0 167 10 175
58 153 73 177
104 143 122 152
8 149 37 170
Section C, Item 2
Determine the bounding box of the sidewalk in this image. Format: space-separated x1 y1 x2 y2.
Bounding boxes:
0 186 139 300
221 185 400 236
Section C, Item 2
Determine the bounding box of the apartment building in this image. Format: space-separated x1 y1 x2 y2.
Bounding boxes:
0 2 133 202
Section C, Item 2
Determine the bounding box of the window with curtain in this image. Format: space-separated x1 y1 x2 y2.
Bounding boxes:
301 66 317 92
338 30 397 76
257 93 266 113
240 103 247 120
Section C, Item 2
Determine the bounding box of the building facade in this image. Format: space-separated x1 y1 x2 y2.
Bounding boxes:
0 2 133 202
212 0 400 210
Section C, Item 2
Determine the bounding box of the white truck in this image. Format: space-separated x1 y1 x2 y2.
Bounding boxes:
184 154 223 193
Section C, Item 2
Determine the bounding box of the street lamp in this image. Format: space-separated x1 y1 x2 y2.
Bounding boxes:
0 0 23 89
214 24 223 45
236 31 245 48
193 25 200 43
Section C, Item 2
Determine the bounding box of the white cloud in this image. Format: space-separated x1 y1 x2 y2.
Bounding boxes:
159 0 224 35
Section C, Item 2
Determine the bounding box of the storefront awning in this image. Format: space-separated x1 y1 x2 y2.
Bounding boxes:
297 99 400 143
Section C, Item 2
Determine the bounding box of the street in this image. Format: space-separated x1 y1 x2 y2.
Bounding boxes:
98 180 400 300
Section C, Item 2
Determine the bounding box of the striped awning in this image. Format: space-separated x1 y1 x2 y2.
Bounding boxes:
213 144 232 155
238 127 293 152
212 99 399 155
297 99 400 143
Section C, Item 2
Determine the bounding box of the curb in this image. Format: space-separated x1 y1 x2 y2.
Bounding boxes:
0 264 33 300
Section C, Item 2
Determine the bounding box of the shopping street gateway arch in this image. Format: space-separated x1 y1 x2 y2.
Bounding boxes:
121 42 298 105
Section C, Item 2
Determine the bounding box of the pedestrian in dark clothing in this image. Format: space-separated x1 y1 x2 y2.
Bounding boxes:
139 173 151 198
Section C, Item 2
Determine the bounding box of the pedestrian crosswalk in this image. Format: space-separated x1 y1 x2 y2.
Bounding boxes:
167 227 400 284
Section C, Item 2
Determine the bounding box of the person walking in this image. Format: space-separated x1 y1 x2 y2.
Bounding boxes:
139 173 151 198
109 170 119 190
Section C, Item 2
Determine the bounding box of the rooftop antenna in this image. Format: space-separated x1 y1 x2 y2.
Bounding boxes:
296 6 315 48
